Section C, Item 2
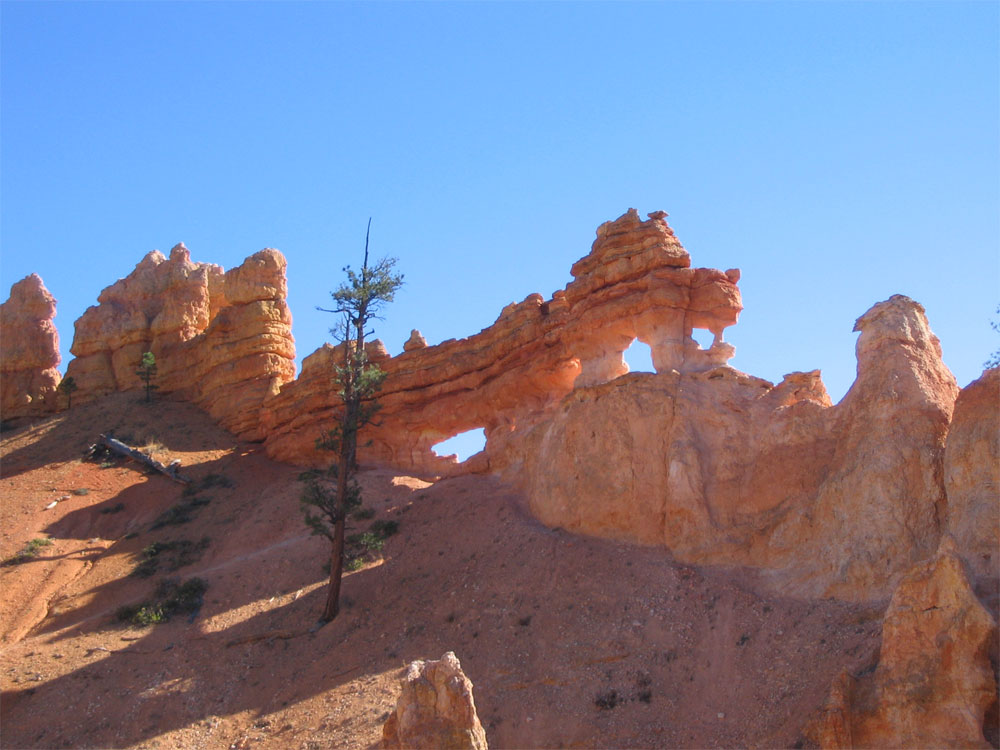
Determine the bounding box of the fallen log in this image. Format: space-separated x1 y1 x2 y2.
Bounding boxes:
89 434 191 484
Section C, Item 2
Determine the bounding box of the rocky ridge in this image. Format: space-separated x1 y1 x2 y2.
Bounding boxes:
261 208 743 474
61 243 295 439
2 210 997 746
0 274 61 417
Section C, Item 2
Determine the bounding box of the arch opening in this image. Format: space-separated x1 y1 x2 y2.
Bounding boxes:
690 328 715 351
432 427 487 463
622 338 655 374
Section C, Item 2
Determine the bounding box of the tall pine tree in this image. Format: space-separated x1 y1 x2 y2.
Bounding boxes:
302 219 402 622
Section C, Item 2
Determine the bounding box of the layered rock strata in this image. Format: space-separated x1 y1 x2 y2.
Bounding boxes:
262 209 743 472
1 274 61 417
808 539 998 748
382 651 488 750
508 294 958 600
64 243 295 439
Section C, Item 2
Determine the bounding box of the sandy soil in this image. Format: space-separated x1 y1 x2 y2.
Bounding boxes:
0 392 885 749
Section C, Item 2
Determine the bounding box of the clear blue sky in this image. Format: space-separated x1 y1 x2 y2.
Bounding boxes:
3 2 998 455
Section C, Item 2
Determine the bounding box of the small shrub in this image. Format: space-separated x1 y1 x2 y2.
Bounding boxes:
595 690 618 710
132 538 210 577
369 519 399 538
117 603 166 625
298 469 323 483
150 496 211 530
117 577 208 626
3 538 53 566
352 507 376 521
99 503 125 515
151 504 194 529
159 577 208 610
344 557 365 572
347 532 384 553
133 542 170 578
72 488 90 496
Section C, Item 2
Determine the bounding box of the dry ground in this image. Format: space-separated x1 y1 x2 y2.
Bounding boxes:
1 393 884 749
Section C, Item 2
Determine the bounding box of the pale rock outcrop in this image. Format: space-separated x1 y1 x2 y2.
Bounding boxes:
382 651 488 750
263 209 743 472
510 295 958 600
808 539 998 749
1 274 61 417
64 243 294 438
404 329 427 351
944 368 999 593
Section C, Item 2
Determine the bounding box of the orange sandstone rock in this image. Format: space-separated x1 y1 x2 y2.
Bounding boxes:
510 295 958 600
0 274 61 417
809 540 998 749
382 652 488 750
944 367 1000 593
262 209 743 471
64 244 295 438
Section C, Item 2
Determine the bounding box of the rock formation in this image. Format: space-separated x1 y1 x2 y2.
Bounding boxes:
1 274 60 417
382 651 488 750
808 539 998 748
64 243 295 439
508 294 958 600
8 209 975 603
263 209 743 473
944 367 999 598
2 208 996 749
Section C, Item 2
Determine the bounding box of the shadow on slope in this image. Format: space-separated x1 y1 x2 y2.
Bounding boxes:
0 392 239 480
2 460 887 749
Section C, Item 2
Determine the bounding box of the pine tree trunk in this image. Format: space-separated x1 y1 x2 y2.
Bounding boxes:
322 515 345 622
322 444 352 622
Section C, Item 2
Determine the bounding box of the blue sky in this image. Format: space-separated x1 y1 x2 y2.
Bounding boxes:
3 2 997 456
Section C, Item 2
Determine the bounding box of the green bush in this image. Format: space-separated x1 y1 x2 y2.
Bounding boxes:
117 577 208 626
131 538 210 578
369 519 399 538
347 531 384 553
3 538 53 566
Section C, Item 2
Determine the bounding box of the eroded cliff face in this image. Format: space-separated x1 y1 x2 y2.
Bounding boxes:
3 212 991 603
0 274 61 417
944 367 1000 599
63 243 295 438
808 539 998 749
262 209 743 472
509 295 958 601
2 209 997 747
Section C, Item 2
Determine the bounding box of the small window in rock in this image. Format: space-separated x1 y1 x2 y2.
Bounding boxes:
690 329 715 351
432 428 487 463
623 338 655 374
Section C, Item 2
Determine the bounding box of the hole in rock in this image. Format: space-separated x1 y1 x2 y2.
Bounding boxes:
432 428 487 463
690 329 715 350
623 338 655 374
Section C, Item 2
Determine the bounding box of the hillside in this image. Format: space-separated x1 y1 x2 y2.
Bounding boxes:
0 392 887 749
